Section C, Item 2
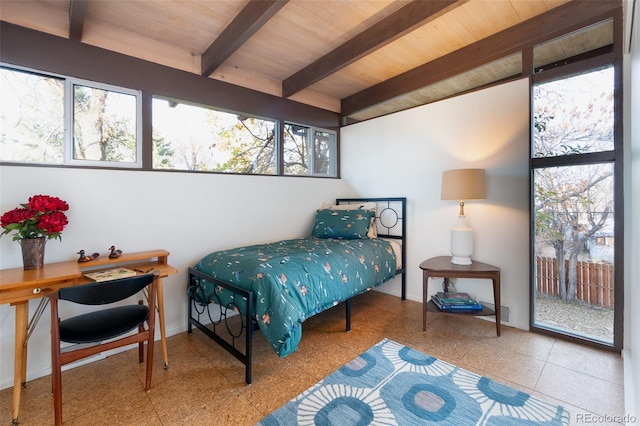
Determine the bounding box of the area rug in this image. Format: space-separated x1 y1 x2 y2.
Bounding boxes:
259 338 570 425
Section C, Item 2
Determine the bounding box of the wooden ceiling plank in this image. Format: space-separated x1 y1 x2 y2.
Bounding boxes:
342 0 620 117
201 0 289 77
69 0 88 41
282 0 466 99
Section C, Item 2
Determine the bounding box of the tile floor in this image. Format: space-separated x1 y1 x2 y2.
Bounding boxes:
1 291 626 425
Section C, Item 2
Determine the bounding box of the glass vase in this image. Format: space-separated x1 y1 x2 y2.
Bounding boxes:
20 237 46 270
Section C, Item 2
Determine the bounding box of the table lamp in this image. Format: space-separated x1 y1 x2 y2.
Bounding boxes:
441 168 486 265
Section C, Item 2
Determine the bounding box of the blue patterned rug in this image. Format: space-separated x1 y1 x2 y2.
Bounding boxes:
259 338 569 425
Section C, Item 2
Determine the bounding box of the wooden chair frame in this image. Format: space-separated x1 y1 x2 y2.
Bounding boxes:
48 273 158 425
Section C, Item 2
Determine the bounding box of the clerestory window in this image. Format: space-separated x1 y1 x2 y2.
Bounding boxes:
1 66 142 167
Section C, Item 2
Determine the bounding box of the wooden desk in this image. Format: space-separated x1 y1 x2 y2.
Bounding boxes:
0 250 177 426
419 256 501 336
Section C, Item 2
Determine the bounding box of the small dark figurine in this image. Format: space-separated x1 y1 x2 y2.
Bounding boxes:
108 245 123 258
77 250 99 263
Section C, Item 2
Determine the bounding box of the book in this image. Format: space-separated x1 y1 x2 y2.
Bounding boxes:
434 292 483 306
431 295 483 312
85 267 137 282
435 292 478 304
431 297 483 312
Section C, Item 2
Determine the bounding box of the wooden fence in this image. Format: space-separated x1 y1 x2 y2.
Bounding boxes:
536 256 615 308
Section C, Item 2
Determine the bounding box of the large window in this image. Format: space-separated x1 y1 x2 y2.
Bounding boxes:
152 97 277 174
152 97 337 176
2 66 338 177
1 66 142 167
531 63 620 349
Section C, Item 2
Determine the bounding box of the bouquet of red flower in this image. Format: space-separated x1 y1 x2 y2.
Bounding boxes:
1 195 69 241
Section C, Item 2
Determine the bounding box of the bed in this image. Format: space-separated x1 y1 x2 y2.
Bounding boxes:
187 197 406 384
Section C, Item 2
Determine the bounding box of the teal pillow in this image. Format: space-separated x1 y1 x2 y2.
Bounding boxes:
311 209 373 239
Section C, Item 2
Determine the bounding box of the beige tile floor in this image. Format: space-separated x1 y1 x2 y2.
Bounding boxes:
1 291 626 425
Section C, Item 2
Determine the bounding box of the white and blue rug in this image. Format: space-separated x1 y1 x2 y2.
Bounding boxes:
259 338 569 425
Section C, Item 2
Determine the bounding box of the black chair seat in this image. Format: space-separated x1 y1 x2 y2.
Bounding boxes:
59 305 149 343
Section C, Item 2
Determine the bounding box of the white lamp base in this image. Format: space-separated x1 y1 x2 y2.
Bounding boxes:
451 255 472 265
450 215 473 265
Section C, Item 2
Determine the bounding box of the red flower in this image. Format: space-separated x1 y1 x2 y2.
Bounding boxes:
37 211 69 234
0 208 36 228
1 195 69 241
28 195 69 212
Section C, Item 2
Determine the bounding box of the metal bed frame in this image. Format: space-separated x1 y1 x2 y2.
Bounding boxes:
187 197 406 384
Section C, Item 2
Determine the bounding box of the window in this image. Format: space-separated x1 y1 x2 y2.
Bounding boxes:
1 66 142 167
533 68 614 157
152 97 277 174
152 97 338 177
1 68 64 164
69 83 141 166
531 63 620 348
1 66 338 177
283 123 337 177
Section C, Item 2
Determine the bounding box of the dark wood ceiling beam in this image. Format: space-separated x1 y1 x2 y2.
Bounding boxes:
68 0 88 41
341 0 620 117
201 0 288 77
282 0 465 99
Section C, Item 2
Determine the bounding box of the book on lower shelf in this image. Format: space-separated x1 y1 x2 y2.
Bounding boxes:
435 292 479 304
85 267 137 282
431 293 483 312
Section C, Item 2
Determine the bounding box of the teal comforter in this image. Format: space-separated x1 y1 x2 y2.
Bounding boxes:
191 237 397 357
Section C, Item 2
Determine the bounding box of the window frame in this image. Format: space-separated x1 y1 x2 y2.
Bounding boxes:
1 64 143 168
528 20 624 352
65 77 143 168
282 121 338 178
151 95 279 174
1 64 339 178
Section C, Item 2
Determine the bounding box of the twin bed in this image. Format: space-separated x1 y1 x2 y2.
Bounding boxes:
187 197 406 383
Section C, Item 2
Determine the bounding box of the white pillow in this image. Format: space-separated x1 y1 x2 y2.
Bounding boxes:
320 202 378 238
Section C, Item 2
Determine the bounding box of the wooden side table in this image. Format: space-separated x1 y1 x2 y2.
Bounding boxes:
420 256 501 336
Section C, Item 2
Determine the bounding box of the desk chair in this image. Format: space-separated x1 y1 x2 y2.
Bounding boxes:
48 273 158 425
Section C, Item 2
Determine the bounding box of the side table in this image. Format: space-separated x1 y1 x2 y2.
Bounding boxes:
420 256 501 336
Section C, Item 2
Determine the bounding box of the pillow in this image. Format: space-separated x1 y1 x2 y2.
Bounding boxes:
311 209 374 239
320 201 378 238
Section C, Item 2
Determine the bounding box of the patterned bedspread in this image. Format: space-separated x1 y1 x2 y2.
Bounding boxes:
190 237 397 357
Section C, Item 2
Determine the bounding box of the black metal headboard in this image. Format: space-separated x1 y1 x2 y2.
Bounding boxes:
335 197 407 300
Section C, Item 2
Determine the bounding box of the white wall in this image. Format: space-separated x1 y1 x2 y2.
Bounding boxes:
340 78 531 329
0 79 530 389
0 167 349 388
623 0 639 417
3 69 635 412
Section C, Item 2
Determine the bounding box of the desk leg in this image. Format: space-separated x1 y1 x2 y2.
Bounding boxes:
493 274 501 337
156 278 169 369
12 301 28 425
422 271 429 332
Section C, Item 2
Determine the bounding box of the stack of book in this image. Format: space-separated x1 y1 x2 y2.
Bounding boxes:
431 291 483 312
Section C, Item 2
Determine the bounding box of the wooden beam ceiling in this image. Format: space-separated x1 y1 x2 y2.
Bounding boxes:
68 0 88 41
281 0 466 99
201 0 289 77
342 0 620 117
